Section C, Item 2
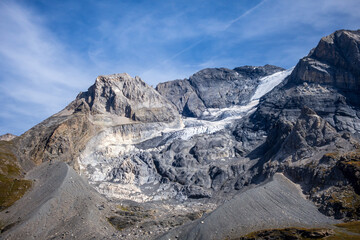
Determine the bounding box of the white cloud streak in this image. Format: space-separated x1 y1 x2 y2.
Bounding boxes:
226 0 360 40
0 1 100 134
0 1 95 128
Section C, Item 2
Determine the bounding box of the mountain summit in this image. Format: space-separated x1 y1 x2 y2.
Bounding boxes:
65 73 181 123
291 29 360 91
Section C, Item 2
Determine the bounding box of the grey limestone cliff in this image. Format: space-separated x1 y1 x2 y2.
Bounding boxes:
156 65 284 117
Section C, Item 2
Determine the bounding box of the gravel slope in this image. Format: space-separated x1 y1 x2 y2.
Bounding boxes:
159 173 339 240
0 161 118 240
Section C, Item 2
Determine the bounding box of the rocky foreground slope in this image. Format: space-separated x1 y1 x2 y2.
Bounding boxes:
1 29 360 239
160 173 338 240
0 161 117 239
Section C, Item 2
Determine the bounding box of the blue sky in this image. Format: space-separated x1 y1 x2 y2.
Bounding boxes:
0 0 359 135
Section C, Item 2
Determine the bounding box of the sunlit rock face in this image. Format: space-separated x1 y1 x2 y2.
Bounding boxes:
290 30 360 91
71 73 182 123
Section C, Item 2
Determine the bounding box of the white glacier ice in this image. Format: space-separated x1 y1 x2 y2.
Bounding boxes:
251 67 294 101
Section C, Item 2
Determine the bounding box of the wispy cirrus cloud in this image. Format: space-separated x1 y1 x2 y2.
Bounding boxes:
0 1 95 134
225 0 360 40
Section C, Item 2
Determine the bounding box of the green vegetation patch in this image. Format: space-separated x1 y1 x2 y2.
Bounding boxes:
109 205 154 231
0 175 32 211
330 189 360 210
234 223 360 240
108 215 139 231
0 140 32 211
235 227 334 240
335 221 360 234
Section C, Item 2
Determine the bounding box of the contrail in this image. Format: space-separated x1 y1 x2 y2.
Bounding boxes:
224 0 268 30
141 0 267 77
167 0 268 60
162 39 204 64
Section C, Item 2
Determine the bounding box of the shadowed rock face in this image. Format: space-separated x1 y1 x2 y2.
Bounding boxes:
278 106 339 161
156 79 206 118
156 65 284 117
188 65 283 109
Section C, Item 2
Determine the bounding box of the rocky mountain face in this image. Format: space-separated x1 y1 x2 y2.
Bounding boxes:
70 73 181 123
291 30 360 92
156 65 284 117
1 29 360 239
233 29 360 221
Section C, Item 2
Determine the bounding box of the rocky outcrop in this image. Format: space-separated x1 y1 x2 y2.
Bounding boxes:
275 107 341 161
14 111 97 171
156 79 206 117
233 64 285 78
151 131 245 198
231 30 360 222
337 152 360 194
290 30 360 92
283 151 360 221
156 65 284 117
188 65 283 109
68 73 181 123
0 133 17 141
